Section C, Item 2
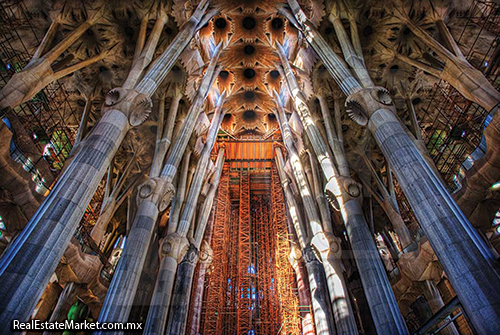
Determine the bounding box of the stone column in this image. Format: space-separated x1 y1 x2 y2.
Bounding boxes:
275 98 357 335
421 280 459 335
282 5 499 330
150 88 183 178
150 146 225 335
143 234 189 335
340 190 410 334
307 150 359 335
274 98 323 240
167 151 192 234
96 43 221 333
175 97 226 236
315 234 359 335
90 156 137 247
289 246 315 335
193 150 226 244
134 0 214 95
275 149 336 335
189 241 213 335
96 175 175 331
327 2 373 88
159 44 222 183
30 281 63 329
348 87 500 334
302 244 338 335
165 150 225 335
165 244 199 335
285 8 500 330
275 56 407 333
42 283 81 335
0 106 132 329
275 149 309 247
0 3 212 330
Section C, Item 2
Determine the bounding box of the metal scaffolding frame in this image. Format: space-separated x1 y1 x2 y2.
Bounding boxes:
395 0 500 229
237 170 252 334
252 194 279 335
200 136 304 335
201 163 231 335
419 0 500 190
0 0 108 260
0 0 80 186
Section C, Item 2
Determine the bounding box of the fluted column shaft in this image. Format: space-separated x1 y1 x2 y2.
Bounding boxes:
97 41 221 334
275 150 308 247
0 3 212 330
0 109 129 331
96 148 191 332
189 264 208 335
327 4 373 88
150 90 183 178
289 248 315 335
176 97 225 236
364 104 500 334
274 98 323 239
152 150 224 335
275 100 357 335
165 244 198 335
285 0 361 97
189 241 213 335
134 0 213 96
143 236 188 335
303 246 338 335
193 151 226 244
290 2 499 333
307 148 359 335
275 150 336 335
160 43 222 182
277 45 408 334
42 282 80 335
96 196 164 332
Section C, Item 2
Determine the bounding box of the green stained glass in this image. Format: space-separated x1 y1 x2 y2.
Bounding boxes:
427 129 447 156
50 130 73 170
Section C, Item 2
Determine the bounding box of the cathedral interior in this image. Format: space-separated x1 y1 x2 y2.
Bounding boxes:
1 0 500 334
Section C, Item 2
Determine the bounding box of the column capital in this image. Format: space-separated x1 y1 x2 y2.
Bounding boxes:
311 231 342 261
101 88 153 127
345 87 395 126
325 176 362 209
288 244 303 270
160 233 189 263
199 240 213 265
136 177 175 211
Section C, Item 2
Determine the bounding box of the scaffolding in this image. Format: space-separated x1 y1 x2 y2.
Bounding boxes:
237 170 252 334
419 0 500 190
200 133 304 335
0 0 79 187
253 194 279 335
217 131 281 172
395 0 500 228
201 163 231 335
0 0 109 259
